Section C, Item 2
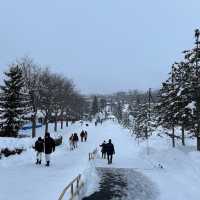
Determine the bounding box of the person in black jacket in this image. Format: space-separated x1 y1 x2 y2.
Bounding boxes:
84 131 88 142
106 139 115 164
73 133 79 148
80 130 85 142
44 132 55 166
99 141 107 159
35 137 44 165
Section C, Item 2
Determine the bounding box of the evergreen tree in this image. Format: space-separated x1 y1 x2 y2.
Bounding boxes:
157 73 177 147
132 104 156 140
0 65 31 137
183 29 200 150
157 29 200 149
114 101 123 122
99 98 107 112
91 96 99 116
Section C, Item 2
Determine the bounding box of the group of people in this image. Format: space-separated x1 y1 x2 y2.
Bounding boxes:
34 129 116 167
69 130 88 150
100 139 115 164
34 132 56 167
80 130 88 142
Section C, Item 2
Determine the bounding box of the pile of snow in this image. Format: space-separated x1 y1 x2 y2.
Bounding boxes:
0 137 33 151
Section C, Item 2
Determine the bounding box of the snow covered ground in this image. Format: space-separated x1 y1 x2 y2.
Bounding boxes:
1 120 200 200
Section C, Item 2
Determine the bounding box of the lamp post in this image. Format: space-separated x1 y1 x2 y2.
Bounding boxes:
194 29 200 150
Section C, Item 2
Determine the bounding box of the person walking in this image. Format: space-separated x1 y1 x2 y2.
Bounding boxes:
84 131 88 142
44 132 55 167
73 133 79 148
69 134 74 150
106 139 115 164
34 137 44 165
99 140 107 159
80 130 85 142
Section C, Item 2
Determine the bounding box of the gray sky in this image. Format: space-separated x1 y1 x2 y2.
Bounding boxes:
0 0 199 94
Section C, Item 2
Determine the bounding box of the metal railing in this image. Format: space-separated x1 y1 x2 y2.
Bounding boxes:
58 174 84 200
58 148 98 200
89 148 98 160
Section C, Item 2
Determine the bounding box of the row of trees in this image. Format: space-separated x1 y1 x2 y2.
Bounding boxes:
115 29 200 151
90 96 107 117
0 57 88 138
113 89 157 140
157 29 200 150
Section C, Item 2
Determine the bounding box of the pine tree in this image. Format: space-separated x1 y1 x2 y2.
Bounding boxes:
157 65 180 147
0 65 31 137
114 101 123 122
99 98 107 112
180 29 200 150
91 96 99 117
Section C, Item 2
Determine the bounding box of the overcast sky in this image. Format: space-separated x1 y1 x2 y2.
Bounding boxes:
0 0 199 94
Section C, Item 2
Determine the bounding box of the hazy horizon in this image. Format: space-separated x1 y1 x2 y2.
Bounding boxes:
0 0 199 94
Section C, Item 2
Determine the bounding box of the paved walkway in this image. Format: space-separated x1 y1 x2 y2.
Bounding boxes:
82 167 158 200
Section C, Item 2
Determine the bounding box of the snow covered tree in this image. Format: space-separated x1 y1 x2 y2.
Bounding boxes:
39 69 59 133
114 101 123 122
0 65 31 137
122 112 131 129
91 96 99 117
157 29 200 148
172 61 195 145
181 29 200 150
19 56 42 138
156 62 190 147
99 98 107 112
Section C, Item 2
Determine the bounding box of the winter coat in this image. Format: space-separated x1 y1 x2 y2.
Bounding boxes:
44 136 55 154
105 142 115 155
100 142 107 153
80 131 85 138
84 131 87 138
35 139 44 152
73 134 79 142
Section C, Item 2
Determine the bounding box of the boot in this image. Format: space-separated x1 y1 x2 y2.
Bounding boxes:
46 161 50 167
36 159 39 165
39 160 41 165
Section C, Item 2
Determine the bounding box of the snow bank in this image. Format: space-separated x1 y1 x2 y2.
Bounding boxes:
81 161 100 198
0 137 33 150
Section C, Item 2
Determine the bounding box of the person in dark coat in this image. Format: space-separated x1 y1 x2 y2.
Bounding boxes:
35 137 44 165
44 132 55 166
99 140 107 159
80 130 85 142
84 131 88 142
69 134 74 150
106 139 115 164
73 133 79 148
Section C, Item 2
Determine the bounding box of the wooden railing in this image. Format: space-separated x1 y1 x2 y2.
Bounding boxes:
89 148 98 160
58 174 84 200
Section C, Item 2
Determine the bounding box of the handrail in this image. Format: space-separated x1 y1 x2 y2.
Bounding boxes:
89 148 98 160
58 174 84 200
58 148 98 200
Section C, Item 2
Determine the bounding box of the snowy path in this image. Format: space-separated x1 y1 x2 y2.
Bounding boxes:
83 167 157 200
1 120 200 200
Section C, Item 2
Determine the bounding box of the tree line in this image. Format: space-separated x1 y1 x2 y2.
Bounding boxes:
112 29 200 151
0 57 88 138
157 29 200 150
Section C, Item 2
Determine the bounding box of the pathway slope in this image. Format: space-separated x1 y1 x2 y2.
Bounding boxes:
83 167 158 200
